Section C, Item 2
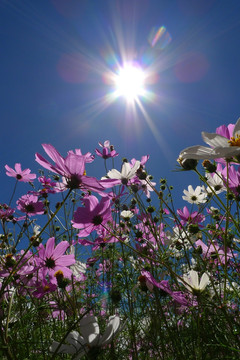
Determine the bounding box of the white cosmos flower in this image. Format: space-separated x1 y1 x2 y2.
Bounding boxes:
120 210 134 219
179 270 209 293
50 315 121 359
179 118 240 160
205 172 226 194
103 161 140 184
182 185 207 204
71 261 86 277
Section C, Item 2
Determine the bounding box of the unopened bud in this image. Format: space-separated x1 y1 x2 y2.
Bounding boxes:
202 160 217 173
178 157 198 170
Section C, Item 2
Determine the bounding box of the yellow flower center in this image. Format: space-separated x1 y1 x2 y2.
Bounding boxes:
228 134 240 146
43 285 50 292
54 270 64 278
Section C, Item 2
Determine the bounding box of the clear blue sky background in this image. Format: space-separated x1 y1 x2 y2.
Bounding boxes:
1 0 240 208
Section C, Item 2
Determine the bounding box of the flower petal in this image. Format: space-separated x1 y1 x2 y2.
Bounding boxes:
107 169 122 179
233 117 240 136
100 315 121 345
199 272 209 290
189 270 199 288
180 145 217 160
53 241 70 259
65 154 85 176
80 315 100 346
202 132 229 148
66 331 86 348
49 341 76 355
45 237 55 257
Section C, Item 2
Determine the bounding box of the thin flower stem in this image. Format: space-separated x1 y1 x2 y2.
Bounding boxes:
8 179 18 207
223 161 230 302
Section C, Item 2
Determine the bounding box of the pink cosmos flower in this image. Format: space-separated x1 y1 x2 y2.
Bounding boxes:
35 144 104 192
72 195 112 237
37 176 59 195
130 155 149 167
222 165 240 196
37 237 75 282
32 279 57 298
141 270 191 306
215 123 235 139
140 270 172 294
195 239 234 264
177 206 205 226
78 227 118 250
95 140 119 159
5 163 36 182
67 148 94 163
16 194 45 216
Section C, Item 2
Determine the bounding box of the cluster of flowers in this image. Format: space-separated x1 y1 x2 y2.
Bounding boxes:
1 121 240 359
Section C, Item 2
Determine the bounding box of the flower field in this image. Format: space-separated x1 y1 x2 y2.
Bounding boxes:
1 121 240 359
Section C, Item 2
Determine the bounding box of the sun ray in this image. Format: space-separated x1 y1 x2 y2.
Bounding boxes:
135 98 174 161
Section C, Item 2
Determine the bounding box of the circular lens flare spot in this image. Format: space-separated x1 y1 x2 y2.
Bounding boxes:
114 64 146 101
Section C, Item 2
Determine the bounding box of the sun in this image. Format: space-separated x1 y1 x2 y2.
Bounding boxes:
113 63 146 102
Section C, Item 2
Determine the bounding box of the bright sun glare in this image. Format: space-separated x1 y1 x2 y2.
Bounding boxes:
113 64 146 102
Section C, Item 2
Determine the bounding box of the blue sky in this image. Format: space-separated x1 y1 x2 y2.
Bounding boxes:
1 0 240 208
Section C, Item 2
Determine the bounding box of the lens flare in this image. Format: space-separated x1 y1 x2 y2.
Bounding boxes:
148 26 172 50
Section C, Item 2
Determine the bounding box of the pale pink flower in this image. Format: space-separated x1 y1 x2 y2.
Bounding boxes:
5 163 36 182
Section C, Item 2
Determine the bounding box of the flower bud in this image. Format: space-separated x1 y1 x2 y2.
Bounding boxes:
202 160 217 173
178 157 198 170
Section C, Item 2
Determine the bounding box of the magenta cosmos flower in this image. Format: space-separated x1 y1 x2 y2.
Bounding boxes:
95 140 119 159
16 194 45 216
72 195 112 237
222 165 240 196
177 206 205 226
37 237 75 282
5 163 36 182
35 144 105 192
